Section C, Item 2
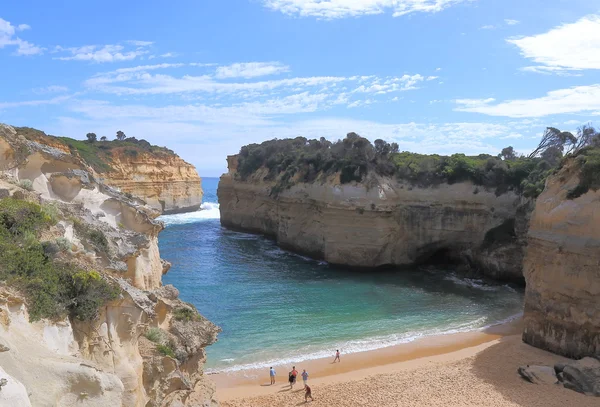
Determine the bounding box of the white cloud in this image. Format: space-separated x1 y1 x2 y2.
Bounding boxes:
160 52 176 58
0 17 43 55
508 14 600 72
54 42 151 63
352 74 428 93
454 85 600 117
501 133 523 139
215 62 290 79
32 85 69 94
0 94 74 109
127 40 153 46
519 65 582 77
262 0 471 19
480 19 520 30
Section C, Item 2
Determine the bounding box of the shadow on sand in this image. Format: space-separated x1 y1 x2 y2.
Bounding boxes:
471 335 598 407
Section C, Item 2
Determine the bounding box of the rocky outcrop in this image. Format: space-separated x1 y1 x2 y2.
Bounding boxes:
0 124 219 407
218 156 528 282
7 126 203 214
522 159 600 359
518 358 600 397
100 151 203 215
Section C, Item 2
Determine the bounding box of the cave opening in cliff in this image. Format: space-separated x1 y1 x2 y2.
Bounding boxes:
415 247 463 267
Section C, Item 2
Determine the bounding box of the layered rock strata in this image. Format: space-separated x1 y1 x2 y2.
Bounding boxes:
522 159 600 359
100 151 203 215
218 156 528 282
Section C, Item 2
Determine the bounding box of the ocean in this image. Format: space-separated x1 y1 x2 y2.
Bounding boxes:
158 177 524 373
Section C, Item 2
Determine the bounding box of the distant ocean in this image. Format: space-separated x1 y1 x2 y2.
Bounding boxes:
158 177 524 373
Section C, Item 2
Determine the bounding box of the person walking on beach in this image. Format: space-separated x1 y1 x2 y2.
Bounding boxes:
291 366 298 388
288 370 295 388
269 367 276 385
304 384 314 402
301 369 309 388
333 349 340 363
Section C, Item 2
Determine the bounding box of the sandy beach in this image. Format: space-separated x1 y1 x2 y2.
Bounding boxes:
216 320 597 407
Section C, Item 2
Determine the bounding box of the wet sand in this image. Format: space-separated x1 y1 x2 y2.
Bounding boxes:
216 319 597 406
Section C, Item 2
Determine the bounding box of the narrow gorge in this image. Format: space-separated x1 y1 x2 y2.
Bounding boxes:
0 124 219 407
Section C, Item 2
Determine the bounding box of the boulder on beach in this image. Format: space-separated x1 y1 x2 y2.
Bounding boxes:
554 357 600 397
517 365 558 385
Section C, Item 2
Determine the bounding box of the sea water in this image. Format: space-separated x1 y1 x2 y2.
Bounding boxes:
158 177 524 373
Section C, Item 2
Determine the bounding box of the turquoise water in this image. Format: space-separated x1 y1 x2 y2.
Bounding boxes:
158 177 524 372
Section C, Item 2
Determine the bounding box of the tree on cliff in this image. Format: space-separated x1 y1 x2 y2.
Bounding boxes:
572 124 600 153
528 127 577 159
500 146 516 161
100 136 107 141
86 133 97 143
116 130 126 141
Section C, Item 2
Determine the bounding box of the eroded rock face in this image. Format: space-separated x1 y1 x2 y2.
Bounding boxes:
522 160 600 358
0 124 220 406
99 151 203 214
218 156 527 281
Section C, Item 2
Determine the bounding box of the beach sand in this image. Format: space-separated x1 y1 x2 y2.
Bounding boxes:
216 320 597 406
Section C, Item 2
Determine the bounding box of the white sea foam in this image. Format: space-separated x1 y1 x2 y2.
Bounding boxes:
159 202 220 226
444 274 510 292
206 312 523 374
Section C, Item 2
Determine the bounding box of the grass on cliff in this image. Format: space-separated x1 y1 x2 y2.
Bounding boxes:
14 126 177 174
566 146 600 199
0 197 119 322
173 306 201 322
236 133 554 198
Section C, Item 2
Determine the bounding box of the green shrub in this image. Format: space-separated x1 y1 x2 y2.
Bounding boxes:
41 203 60 224
566 147 600 199
173 307 199 322
124 149 138 158
18 179 33 191
145 327 164 343
156 343 176 358
0 198 119 322
0 198 55 236
56 237 71 252
235 134 547 196
88 229 109 252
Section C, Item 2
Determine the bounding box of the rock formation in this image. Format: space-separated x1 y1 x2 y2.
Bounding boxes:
8 126 203 215
100 150 203 215
0 124 219 407
522 158 600 359
218 155 528 282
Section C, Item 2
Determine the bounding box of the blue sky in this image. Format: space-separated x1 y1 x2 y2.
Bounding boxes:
1 1 599 176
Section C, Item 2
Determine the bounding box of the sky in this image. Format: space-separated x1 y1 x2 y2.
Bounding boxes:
1 1 599 176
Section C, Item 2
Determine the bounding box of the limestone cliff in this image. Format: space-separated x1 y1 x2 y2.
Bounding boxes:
100 150 203 215
11 127 203 214
0 124 219 407
218 155 528 282
522 158 600 358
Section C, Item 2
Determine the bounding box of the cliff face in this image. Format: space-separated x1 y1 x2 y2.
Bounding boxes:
100 150 203 215
522 159 600 358
0 124 219 407
11 127 203 215
218 156 528 282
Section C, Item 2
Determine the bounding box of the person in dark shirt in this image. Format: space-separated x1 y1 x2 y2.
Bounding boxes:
304 384 314 402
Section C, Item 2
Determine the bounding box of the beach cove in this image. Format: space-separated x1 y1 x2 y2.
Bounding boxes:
217 325 597 406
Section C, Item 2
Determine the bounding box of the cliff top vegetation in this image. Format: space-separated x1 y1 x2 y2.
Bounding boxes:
234 124 599 198
14 126 177 173
0 196 119 322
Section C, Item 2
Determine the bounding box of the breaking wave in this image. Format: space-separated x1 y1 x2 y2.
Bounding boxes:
159 202 220 226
